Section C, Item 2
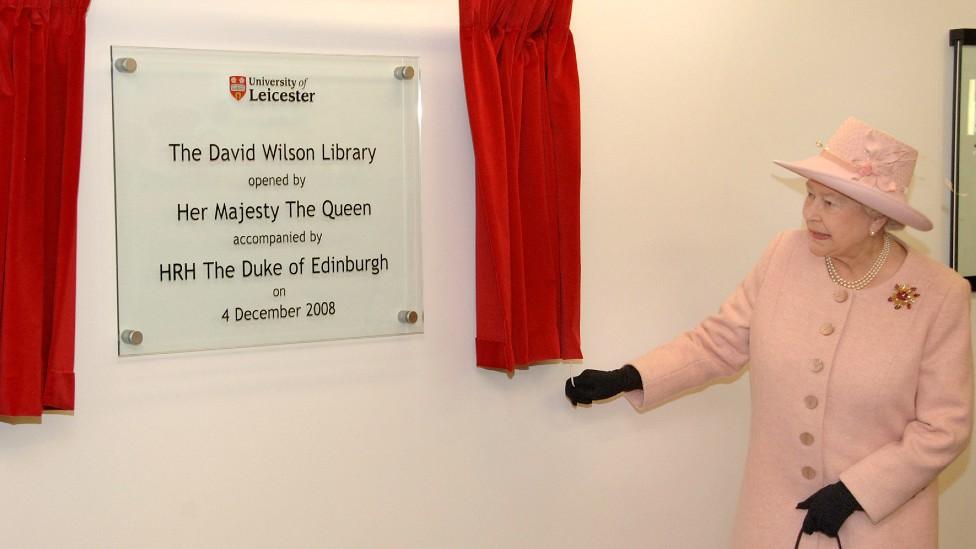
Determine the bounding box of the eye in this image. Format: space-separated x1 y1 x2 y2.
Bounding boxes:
824 199 834 207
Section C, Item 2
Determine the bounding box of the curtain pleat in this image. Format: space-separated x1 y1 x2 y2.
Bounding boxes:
460 0 582 372
0 0 89 417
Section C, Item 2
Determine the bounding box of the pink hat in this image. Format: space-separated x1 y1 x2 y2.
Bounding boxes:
774 117 933 231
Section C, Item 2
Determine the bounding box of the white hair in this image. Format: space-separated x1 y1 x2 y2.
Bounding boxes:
861 204 904 231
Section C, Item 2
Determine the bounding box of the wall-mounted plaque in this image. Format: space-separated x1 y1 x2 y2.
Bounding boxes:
111 46 423 356
950 29 976 291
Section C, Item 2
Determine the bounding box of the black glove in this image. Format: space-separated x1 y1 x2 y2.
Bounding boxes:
565 365 643 406
796 481 863 538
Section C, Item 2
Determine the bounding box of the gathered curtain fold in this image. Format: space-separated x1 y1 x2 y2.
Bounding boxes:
0 0 89 417
459 0 582 371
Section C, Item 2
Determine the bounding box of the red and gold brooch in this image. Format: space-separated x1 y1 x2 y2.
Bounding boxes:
888 283 920 310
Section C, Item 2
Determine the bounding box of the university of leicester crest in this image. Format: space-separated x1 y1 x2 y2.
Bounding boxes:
229 76 246 101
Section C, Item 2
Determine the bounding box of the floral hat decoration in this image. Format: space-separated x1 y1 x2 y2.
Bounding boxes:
774 117 933 231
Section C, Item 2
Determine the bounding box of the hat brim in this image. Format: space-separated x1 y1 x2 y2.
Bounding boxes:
773 156 933 231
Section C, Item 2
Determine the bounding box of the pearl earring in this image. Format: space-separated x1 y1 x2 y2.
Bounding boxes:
870 230 876 237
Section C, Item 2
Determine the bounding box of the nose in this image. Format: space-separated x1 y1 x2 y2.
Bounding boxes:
803 197 821 221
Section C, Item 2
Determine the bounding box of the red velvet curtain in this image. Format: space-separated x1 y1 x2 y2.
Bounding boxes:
459 0 582 371
0 0 89 416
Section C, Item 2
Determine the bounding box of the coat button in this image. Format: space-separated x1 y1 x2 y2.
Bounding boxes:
819 323 835 336
810 359 825 373
802 466 817 479
804 395 819 409
800 432 815 446
833 289 849 303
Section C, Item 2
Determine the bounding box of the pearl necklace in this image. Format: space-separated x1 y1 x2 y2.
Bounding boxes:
824 233 891 290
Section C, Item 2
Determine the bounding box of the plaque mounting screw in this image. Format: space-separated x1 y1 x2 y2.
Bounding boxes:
121 329 143 345
394 66 415 80
398 310 419 324
114 57 138 73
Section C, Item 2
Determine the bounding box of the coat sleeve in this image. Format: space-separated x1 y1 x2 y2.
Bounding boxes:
622 232 786 411
839 277 974 523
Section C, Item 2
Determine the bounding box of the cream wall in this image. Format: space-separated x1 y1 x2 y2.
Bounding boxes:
2 1 975 548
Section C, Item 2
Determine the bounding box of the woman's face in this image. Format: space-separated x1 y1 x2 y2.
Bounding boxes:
802 179 879 259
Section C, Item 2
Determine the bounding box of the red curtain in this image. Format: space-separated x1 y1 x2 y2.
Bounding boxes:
0 0 89 417
459 0 582 372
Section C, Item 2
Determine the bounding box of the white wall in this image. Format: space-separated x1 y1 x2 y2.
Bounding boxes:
2 1 975 547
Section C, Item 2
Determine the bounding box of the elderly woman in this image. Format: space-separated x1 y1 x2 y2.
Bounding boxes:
566 118 973 548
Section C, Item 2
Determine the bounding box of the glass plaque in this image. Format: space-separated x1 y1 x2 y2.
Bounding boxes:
950 30 976 291
112 46 423 355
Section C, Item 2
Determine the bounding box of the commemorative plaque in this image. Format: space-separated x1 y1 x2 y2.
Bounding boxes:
111 46 423 355
950 30 976 290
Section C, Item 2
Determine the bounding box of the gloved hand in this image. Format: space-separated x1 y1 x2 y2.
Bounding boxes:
796 481 863 538
565 365 642 406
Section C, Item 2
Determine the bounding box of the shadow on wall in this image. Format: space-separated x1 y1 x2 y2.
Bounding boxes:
0 410 73 426
940 434 971 494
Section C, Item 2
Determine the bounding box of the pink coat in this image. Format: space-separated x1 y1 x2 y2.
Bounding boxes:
625 230 973 548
